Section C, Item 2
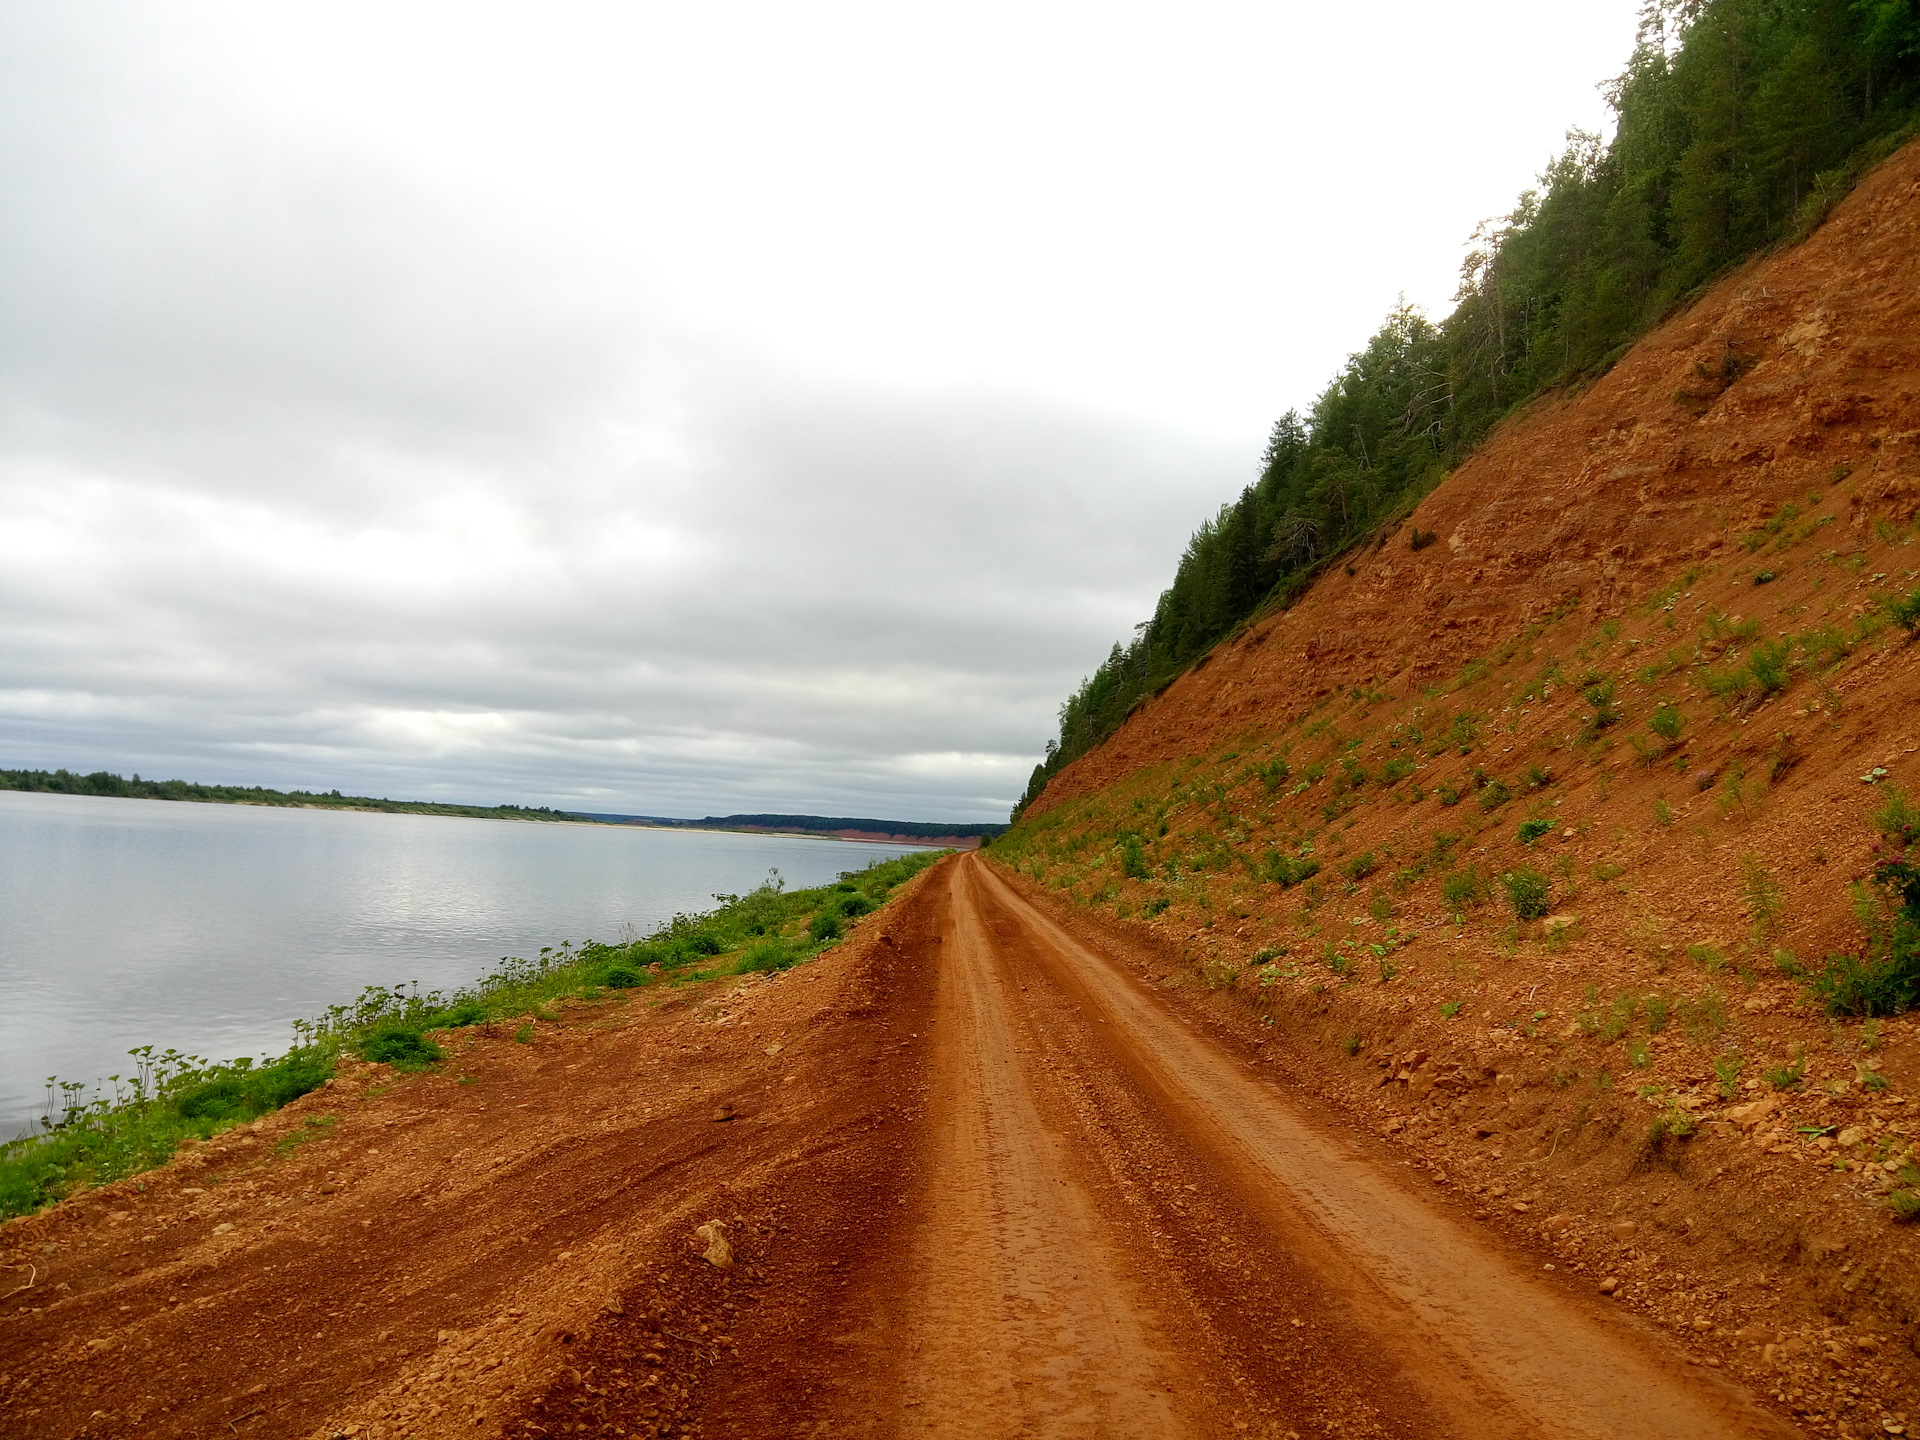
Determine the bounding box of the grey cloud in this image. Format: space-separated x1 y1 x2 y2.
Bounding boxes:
0 10 1245 819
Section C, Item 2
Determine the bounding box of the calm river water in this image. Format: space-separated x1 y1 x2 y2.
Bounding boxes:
0 791 929 1134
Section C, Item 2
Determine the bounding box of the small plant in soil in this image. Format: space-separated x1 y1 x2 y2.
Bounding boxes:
1763 1056 1807 1090
1874 785 1920 848
1741 856 1785 941
1812 857 1920 1015
1887 1164 1920 1222
1518 818 1554 846
1649 700 1683 744
1712 1056 1743 1097
1501 867 1551 920
1341 1033 1363 1055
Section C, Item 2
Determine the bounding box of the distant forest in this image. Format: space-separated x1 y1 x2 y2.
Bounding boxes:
591 812 1008 840
1016 0 1920 817
0 767 576 822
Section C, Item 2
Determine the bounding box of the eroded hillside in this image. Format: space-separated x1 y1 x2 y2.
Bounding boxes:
992 136 1920 1432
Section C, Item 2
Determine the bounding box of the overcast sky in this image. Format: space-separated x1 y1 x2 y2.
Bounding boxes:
0 1 1643 821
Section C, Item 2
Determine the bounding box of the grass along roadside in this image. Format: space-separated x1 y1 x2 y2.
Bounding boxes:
0 848 945 1219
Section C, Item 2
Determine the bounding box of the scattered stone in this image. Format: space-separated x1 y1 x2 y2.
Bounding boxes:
212 1223 233 1235
1544 1213 1574 1233
1599 1277 1620 1295
1724 1098 1781 1130
711 1104 738 1123
695 1220 734 1269
1838 1126 1869 1148
1610 1219 1638 1241
1542 915 1580 936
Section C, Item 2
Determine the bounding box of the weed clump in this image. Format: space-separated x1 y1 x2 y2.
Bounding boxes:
1875 785 1919 849
1649 700 1683 744
360 1027 443 1072
1502 868 1552 921
1441 868 1489 909
1261 851 1321 888
1518 818 1554 846
1813 857 1920 1016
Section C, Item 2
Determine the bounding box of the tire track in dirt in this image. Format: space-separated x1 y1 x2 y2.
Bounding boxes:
888 858 1198 1437
907 853 1802 1439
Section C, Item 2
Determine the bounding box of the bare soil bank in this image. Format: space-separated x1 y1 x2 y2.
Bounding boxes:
993 135 1920 1438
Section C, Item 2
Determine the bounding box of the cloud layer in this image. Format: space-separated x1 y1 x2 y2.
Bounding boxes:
0 3 1639 819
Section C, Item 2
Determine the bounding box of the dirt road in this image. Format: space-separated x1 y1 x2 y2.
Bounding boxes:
843 855 1802 1439
1 854 1808 1438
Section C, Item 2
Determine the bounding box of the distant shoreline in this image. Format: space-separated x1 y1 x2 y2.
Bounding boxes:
0 767 999 848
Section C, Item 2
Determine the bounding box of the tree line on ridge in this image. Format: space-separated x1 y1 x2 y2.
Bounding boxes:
1015 0 1920 818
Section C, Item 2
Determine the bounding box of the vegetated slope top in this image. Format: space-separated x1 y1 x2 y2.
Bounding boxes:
1027 133 1920 817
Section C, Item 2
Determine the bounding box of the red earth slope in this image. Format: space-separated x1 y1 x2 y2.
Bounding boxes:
1030 134 1920 815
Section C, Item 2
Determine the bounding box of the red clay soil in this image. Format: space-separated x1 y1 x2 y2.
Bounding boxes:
1028 133 1920 817
8 131 1920 1440
0 856 1820 1438
980 133 1920 1440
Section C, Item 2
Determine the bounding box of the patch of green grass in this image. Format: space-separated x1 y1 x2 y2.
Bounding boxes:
1440 1000 1463 1019
1763 1056 1806 1090
1686 942 1727 972
273 1115 338 1156
1441 868 1488 909
1518 818 1554 846
358 1027 442 1071
0 848 949 1220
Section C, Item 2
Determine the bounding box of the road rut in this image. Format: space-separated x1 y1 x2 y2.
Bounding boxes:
844 854 1799 1439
